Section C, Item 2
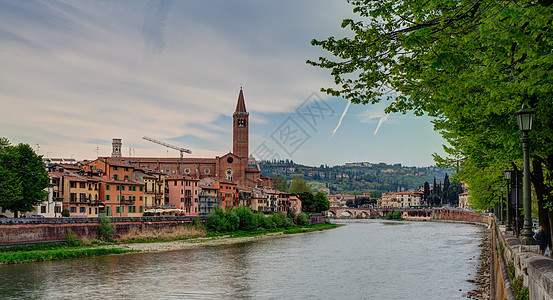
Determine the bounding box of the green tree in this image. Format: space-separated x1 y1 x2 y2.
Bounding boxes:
298 191 315 213
0 139 49 217
309 0 553 244
313 192 330 213
288 176 311 195
98 217 115 240
273 176 289 192
423 182 430 205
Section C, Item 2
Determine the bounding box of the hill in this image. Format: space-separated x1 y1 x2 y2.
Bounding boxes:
259 160 447 194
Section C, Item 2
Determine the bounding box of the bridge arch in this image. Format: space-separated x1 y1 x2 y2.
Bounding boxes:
339 210 353 218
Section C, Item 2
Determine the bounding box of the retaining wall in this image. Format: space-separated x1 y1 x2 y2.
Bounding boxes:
493 220 553 300
0 217 196 246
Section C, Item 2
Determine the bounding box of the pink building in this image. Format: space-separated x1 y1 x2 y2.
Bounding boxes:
165 175 200 216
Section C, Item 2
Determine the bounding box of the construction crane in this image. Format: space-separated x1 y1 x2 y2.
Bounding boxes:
142 136 191 175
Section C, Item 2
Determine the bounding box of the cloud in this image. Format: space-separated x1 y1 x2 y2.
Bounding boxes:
142 0 175 54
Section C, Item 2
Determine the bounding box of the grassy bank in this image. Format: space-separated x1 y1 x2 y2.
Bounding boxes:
0 223 338 265
0 247 135 265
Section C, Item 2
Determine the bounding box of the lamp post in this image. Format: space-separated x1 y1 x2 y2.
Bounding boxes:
515 103 536 245
504 168 512 231
500 185 505 224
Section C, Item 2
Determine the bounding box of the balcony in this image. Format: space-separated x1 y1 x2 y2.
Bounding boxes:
120 199 135 205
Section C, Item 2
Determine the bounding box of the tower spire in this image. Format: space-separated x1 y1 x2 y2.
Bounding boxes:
235 88 247 114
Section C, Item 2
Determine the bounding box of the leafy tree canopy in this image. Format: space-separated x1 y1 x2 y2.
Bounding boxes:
0 138 49 216
288 175 311 195
273 175 289 192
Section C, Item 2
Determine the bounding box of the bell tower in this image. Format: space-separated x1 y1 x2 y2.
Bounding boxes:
233 88 249 158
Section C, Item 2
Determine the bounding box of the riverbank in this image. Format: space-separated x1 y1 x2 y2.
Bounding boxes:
0 223 339 265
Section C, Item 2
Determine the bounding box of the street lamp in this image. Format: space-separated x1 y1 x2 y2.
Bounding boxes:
504 168 512 231
515 103 536 245
499 185 504 224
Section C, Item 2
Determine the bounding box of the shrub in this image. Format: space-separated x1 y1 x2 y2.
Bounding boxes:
224 210 239 232
234 206 258 231
206 207 225 231
270 212 293 228
386 211 403 220
98 217 115 240
64 228 78 245
297 212 310 226
61 209 70 217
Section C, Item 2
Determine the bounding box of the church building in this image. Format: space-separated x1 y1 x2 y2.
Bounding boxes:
104 89 272 188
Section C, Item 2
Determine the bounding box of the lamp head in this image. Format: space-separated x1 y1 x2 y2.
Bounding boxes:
514 103 535 132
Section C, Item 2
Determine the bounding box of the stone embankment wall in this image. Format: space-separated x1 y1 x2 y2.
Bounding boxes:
402 208 491 224
493 220 553 300
0 217 196 246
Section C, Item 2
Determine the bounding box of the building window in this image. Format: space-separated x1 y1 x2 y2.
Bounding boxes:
106 195 110 201
106 185 110 190
204 168 210 174
113 174 119 180
41 206 46 213
140 186 143 192
80 182 86 189
185 168 190 174
70 207 76 213
124 167 129 172
124 175 129 180
140 206 143 213
114 166 119 170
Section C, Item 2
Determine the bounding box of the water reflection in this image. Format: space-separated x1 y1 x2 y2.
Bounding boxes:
0 220 486 299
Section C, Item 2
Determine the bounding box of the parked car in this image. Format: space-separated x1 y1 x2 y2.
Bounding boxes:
25 215 44 218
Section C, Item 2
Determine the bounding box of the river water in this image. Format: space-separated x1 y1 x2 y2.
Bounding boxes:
0 220 486 299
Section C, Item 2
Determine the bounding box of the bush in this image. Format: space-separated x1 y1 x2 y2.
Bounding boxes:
64 228 78 245
98 217 115 240
297 212 310 226
205 207 225 232
386 211 403 220
61 209 70 217
234 206 258 231
270 212 293 228
224 210 239 232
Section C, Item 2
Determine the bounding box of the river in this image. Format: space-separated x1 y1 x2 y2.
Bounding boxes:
0 220 487 299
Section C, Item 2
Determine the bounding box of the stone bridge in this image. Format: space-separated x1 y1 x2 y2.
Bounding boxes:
326 207 489 223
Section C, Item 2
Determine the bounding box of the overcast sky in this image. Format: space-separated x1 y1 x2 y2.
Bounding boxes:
0 0 446 167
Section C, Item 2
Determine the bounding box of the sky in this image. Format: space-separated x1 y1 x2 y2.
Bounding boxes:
0 0 446 167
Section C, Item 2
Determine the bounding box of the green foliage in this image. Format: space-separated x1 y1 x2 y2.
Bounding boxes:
386 211 403 220
273 176 289 192
206 207 295 232
0 139 49 215
234 206 258 231
308 0 553 215
298 191 315 212
0 248 133 265
61 209 70 217
288 175 311 195
98 217 115 240
64 228 78 245
512 276 529 300
313 192 330 213
297 212 310 226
